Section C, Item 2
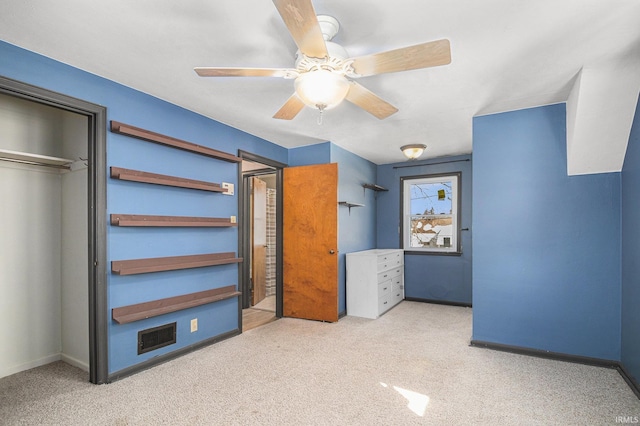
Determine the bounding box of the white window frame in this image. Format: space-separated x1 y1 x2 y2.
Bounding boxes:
401 172 461 254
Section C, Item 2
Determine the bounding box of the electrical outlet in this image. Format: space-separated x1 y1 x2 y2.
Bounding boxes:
230 215 237 224
190 318 198 332
221 182 234 195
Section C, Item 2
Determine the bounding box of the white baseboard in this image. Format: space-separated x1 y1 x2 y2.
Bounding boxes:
0 352 89 379
61 353 89 372
0 353 62 379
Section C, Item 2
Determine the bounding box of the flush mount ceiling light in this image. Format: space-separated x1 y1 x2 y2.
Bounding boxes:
194 0 451 121
401 144 427 160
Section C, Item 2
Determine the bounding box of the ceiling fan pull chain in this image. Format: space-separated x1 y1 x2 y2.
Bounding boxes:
317 104 325 125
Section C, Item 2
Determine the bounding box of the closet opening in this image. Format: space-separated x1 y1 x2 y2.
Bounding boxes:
237 151 286 332
0 76 107 384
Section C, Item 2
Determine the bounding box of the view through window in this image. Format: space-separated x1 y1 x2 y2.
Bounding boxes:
402 173 460 254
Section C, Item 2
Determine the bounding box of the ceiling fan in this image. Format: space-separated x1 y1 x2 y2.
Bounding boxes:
194 0 451 120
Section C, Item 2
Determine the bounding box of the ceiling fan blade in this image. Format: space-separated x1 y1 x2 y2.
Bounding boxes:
194 67 295 78
272 0 328 59
345 82 398 120
350 39 451 77
273 94 305 120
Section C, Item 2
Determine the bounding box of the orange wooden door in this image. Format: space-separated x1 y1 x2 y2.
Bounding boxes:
251 177 267 306
283 163 338 322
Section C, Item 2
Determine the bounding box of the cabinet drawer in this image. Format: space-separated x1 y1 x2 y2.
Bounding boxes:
378 279 392 297
378 293 393 313
392 275 402 287
377 268 399 283
392 281 403 302
377 258 403 272
376 252 402 271
376 251 402 264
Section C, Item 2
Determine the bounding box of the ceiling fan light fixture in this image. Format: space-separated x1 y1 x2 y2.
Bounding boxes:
401 144 427 160
294 69 350 111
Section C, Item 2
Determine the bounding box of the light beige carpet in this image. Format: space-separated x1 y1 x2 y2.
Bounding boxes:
1 302 638 425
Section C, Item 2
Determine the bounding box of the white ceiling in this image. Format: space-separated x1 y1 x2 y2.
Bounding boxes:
1 0 639 166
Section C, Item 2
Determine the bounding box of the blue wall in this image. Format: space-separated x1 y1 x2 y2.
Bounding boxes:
376 155 473 305
472 103 621 361
288 142 332 166
331 144 377 314
621 94 640 384
0 41 288 374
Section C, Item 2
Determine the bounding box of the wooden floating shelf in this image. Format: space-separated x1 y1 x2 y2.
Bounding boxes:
110 121 241 163
362 183 388 192
110 166 227 193
112 252 243 276
111 285 241 324
339 201 365 215
111 214 237 227
339 201 365 208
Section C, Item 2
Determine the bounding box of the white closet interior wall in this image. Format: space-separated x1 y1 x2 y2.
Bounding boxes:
0 93 88 379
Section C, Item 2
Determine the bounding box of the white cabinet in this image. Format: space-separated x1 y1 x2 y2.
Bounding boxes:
346 249 404 319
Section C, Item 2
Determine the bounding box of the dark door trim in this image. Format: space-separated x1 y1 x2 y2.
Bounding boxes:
0 75 108 384
237 151 287 321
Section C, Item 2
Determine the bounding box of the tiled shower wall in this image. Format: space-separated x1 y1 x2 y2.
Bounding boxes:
266 188 277 296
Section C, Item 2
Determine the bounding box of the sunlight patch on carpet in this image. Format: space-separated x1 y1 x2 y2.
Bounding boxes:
380 382 430 417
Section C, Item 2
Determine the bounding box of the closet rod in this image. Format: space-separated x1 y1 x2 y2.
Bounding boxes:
0 148 74 170
0 156 71 170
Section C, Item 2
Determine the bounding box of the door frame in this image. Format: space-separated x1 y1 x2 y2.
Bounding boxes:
250 175 267 306
0 75 108 384
237 150 286 321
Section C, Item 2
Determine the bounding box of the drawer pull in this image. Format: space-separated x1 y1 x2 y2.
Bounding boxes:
383 287 388 291
383 274 388 278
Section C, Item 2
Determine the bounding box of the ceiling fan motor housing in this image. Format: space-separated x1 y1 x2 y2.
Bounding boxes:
294 15 349 71
317 15 340 41
294 41 349 68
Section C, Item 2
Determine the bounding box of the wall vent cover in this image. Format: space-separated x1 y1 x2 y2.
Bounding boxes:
138 322 176 355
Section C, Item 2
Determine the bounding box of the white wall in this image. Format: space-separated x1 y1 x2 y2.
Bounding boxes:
0 162 63 376
61 112 89 371
0 94 88 378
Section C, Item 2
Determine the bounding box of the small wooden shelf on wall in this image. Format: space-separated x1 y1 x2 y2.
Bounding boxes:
110 121 241 163
339 201 365 215
362 183 388 192
110 166 227 193
111 252 243 276
111 285 241 324
362 183 388 198
110 214 237 228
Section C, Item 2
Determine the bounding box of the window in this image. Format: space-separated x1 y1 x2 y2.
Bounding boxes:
401 173 461 254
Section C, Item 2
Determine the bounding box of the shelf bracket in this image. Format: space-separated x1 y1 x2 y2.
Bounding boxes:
362 183 389 199
338 201 365 215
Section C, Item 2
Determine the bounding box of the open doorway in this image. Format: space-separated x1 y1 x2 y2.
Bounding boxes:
238 151 285 332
